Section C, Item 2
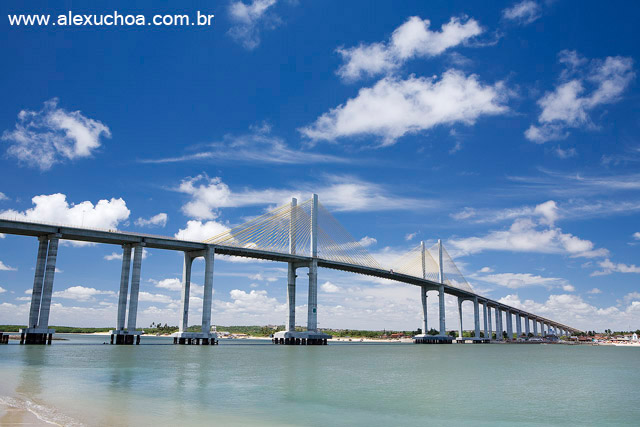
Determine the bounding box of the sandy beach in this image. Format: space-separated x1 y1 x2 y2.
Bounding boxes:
0 395 78 426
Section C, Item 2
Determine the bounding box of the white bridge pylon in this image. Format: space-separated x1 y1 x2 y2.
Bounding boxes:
205 197 382 270
391 242 475 294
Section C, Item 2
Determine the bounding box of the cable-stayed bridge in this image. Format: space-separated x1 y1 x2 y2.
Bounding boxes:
0 195 579 345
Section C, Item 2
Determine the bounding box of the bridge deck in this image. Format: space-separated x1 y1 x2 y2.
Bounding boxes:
0 218 578 332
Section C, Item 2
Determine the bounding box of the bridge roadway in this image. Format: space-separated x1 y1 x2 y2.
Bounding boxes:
0 218 579 341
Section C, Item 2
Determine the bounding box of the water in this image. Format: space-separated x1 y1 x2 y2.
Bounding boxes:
1 335 639 426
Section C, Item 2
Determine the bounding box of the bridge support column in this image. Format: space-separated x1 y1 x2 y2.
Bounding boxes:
457 298 464 340
27 236 48 329
421 286 428 334
496 308 502 340
179 252 194 333
201 246 214 336
37 234 59 331
506 311 513 340
533 319 538 336
287 263 297 332
473 297 480 339
438 285 446 336
116 244 132 331
173 246 218 345
483 302 488 340
307 259 318 332
111 244 135 345
516 313 522 338
21 235 58 344
437 240 446 338
487 305 493 340
123 244 144 345
525 316 530 336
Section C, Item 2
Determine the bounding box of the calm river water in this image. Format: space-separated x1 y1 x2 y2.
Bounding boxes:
1 335 639 426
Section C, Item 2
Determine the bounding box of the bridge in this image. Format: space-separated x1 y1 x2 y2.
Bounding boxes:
0 194 580 345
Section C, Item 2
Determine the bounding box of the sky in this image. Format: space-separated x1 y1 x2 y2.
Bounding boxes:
0 0 639 332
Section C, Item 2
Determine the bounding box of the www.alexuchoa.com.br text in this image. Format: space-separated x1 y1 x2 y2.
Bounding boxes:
8 11 215 27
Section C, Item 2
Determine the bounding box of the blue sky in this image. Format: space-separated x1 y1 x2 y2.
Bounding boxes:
0 0 639 331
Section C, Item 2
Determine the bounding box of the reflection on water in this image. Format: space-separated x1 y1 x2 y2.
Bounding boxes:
1 335 640 426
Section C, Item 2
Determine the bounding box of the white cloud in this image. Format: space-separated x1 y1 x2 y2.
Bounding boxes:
633 232 640 240
135 213 168 228
175 220 230 242
358 236 377 247
228 0 279 50
150 277 204 297
300 71 509 146
140 124 347 165
104 248 149 261
623 292 640 304
588 288 602 294
562 284 576 292
138 291 176 304
497 293 640 332
555 147 577 159
53 286 116 301
177 173 437 220
214 289 286 321
526 51 635 143
534 200 558 225
502 1 541 25
0 193 130 232
477 272 569 289
155 278 182 291
321 281 341 293
337 16 483 81
591 259 640 276
451 207 476 220
0 261 16 271
478 267 493 273
1 98 110 170
0 192 7 201
0 286 5 293
449 217 607 259
404 232 417 241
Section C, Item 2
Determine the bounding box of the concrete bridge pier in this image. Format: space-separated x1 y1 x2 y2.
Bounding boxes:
110 244 144 345
516 313 522 338
533 319 538 336
21 234 60 345
454 297 488 343
457 297 464 340
506 311 513 341
421 286 428 335
487 305 493 339
473 297 481 339
172 246 218 345
483 301 488 340
525 316 530 336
